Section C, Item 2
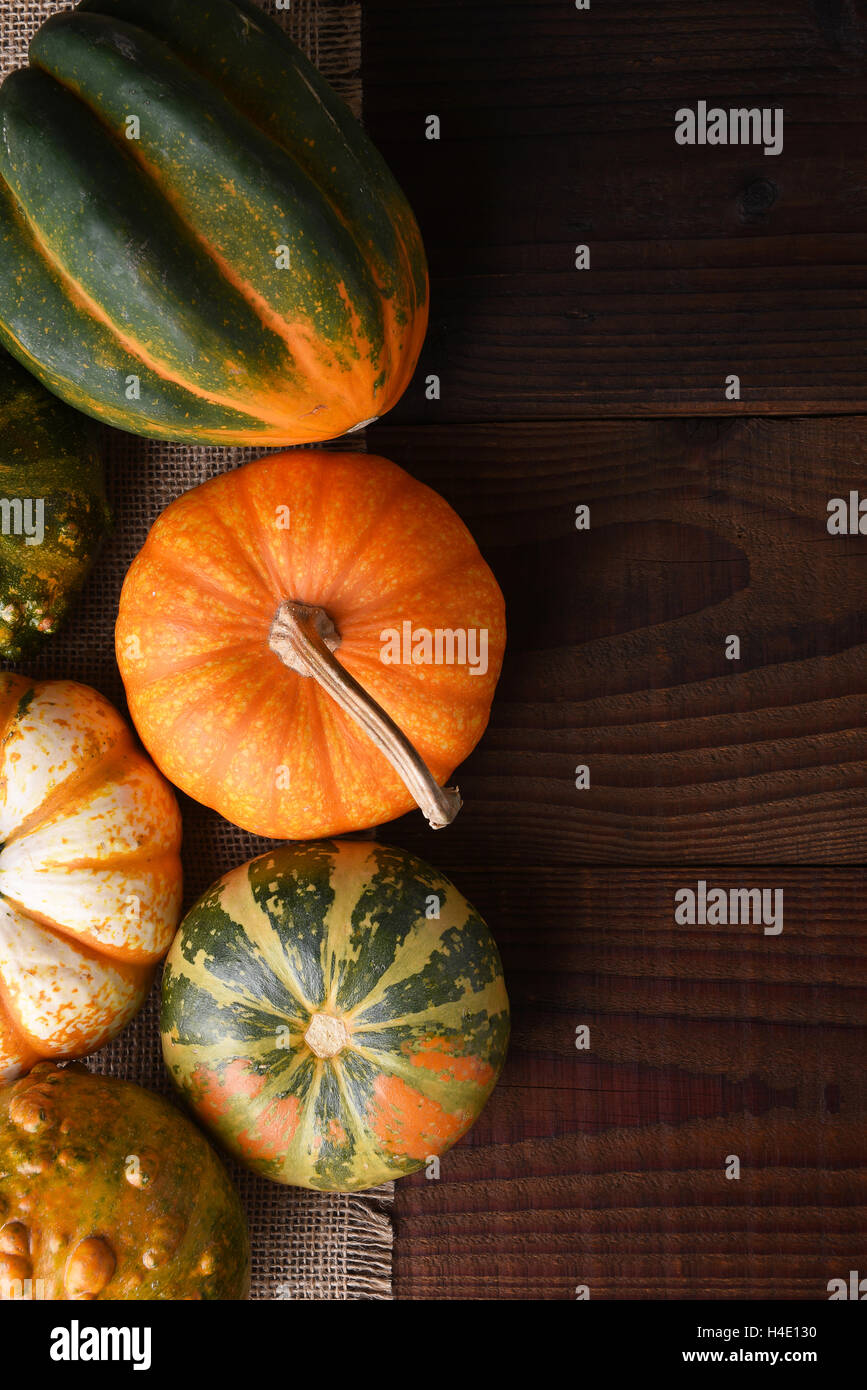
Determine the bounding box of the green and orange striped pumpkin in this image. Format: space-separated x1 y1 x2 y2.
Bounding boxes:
160 840 509 1192
0 0 427 445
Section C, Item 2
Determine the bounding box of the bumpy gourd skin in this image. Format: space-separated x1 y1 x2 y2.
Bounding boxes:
0 1063 250 1300
0 349 110 660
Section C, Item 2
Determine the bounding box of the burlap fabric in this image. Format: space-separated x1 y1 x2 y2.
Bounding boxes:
0 0 394 1300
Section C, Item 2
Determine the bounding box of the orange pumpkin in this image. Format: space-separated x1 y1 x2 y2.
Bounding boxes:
115 450 505 839
0 677 182 1081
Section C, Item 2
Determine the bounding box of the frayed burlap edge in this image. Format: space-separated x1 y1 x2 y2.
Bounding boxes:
0 0 393 1301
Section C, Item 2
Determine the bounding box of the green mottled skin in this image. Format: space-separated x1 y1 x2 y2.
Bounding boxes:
161 841 510 1192
0 1063 250 1300
0 349 110 660
0 0 428 444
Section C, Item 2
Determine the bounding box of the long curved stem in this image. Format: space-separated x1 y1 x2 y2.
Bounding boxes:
268 600 462 829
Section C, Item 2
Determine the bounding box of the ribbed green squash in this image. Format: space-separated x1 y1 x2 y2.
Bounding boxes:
161 840 509 1192
0 349 109 660
0 0 427 445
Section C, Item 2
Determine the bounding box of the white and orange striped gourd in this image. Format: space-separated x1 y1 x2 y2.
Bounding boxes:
0 676 182 1080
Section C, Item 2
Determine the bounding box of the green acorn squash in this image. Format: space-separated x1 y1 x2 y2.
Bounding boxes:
0 350 109 660
161 840 510 1192
0 1063 250 1300
0 0 427 445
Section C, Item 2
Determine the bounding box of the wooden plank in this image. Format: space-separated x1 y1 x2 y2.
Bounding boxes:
364 0 867 1307
363 0 867 418
369 416 867 864
392 867 867 1299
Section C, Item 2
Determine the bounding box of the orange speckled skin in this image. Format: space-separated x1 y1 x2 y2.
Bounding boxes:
0 676 183 1081
115 450 506 839
0 1063 249 1300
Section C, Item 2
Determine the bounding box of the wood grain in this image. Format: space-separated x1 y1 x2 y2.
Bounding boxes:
364 0 867 419
391 868 867 1299
371 415 867 864
363 0 867 1306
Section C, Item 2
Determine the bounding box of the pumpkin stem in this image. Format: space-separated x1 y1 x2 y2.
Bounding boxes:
304 1012 349 1059
268 600 462 829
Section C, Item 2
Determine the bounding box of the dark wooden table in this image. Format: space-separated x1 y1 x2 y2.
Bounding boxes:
363 0 867 1299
